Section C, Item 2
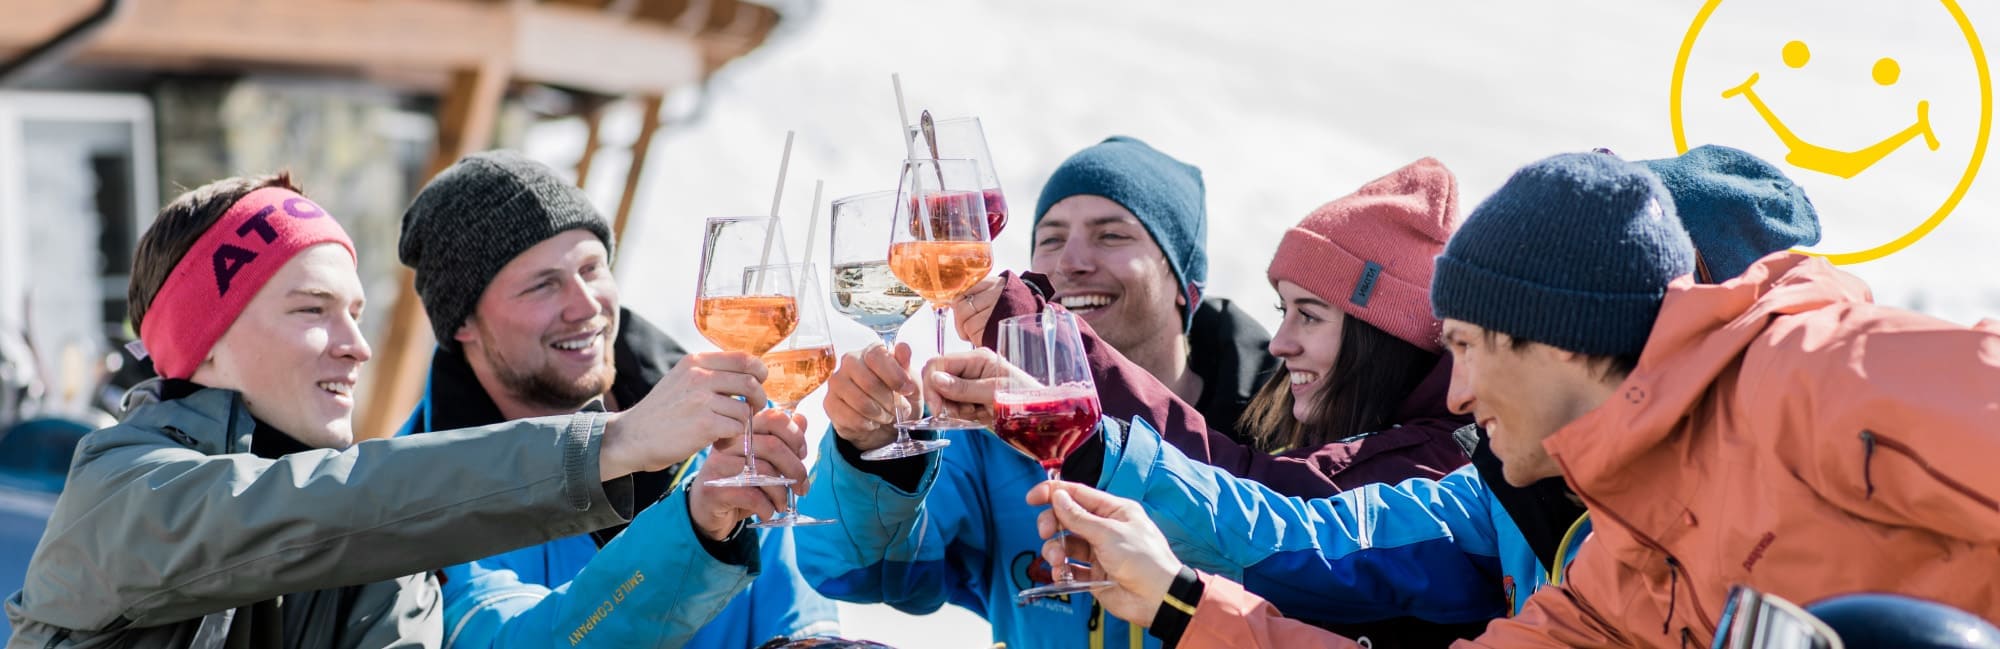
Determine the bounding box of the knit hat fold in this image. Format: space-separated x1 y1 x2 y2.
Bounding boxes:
1431 152 1695 357
400 150 615 352
1269 157 1458 352
1034 136 1207 332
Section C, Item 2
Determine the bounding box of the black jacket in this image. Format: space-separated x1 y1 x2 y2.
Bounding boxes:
1185 298 1280 446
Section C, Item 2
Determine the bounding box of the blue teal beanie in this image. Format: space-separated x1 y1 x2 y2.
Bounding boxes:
1641 144 1820 282
1034 136 1207 332
1431 152 1695 358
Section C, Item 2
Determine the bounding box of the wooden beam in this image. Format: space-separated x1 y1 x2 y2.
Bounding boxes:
574 99 607 189
511 3 703 95
355 59 509 441
612 94 665 244
2 0 721 96
1 0 509 73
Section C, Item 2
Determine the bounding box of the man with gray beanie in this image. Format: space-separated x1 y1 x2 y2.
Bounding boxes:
996 150 2000 648
397 150 837 648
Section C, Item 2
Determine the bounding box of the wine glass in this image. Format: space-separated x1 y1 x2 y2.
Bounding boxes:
747 263 837 528
829 190 927 347
830 190 948 460
907 116 1007 237
885 157 993 438
993 309 1116 603
695 216 798 488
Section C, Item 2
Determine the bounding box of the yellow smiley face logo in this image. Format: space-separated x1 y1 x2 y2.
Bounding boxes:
1670 0 1991 264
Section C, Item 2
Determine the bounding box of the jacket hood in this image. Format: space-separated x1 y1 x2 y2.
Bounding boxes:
1546 252 1873 495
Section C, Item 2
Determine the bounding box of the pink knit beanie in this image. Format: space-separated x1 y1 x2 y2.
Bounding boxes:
1267 158 1459 353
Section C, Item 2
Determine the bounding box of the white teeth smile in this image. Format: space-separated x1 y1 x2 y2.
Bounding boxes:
1288 371 1321 386
318 382 353 396
552 335 597 351
1058 295 1113 311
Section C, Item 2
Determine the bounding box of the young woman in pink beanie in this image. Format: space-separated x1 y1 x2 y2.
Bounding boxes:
1237 157 1474 490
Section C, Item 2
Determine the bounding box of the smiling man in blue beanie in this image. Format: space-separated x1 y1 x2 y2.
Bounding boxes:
1029 136 1278 442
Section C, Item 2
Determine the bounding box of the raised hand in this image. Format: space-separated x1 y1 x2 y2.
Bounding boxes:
600 351 768 481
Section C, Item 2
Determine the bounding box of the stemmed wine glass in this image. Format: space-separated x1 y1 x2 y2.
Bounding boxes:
829 190 950 460
746 263 837 527
829 190 927 347
883 157 993 440
694 216 798 488
993 309 1117 603
906 116 1008 238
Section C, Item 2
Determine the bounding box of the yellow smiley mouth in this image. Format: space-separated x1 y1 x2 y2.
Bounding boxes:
1722 72 1941 178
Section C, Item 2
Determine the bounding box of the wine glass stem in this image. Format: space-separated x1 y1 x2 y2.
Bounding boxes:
738 413 757 478
1046 468 1076 584
926 304 949 422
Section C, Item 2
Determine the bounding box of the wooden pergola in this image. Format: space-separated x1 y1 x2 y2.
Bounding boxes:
2 0 798 439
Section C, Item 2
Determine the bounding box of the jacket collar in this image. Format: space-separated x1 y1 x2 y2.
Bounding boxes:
122 378 257 456
1545 253 1872 502
415 308 686 544
422 307 682 433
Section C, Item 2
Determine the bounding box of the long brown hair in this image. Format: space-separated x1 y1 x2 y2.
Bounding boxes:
1238 313 1438 453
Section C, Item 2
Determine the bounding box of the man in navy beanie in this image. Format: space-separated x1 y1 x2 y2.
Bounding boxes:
1029 136 1278 440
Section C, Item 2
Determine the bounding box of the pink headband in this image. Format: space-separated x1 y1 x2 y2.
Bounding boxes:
137 187 356 379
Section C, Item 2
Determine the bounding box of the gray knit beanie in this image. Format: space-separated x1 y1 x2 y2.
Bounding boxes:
399 150 615 352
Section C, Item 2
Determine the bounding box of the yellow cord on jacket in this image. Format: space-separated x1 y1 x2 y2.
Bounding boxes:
1549 512 1591 586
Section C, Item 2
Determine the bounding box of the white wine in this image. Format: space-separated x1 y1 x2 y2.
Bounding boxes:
832 261 926 335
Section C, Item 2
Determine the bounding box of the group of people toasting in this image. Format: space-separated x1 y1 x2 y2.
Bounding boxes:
6 77 2000 649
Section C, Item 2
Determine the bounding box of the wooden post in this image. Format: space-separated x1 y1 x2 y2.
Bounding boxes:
611 93 664 244
574 97 606 189
354 60 509 441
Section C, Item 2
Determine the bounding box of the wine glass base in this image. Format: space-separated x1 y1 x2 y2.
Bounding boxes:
896 415 985 432
1016 579 1117 604
860 437 951 461
703 474 797 488
747 513 838 529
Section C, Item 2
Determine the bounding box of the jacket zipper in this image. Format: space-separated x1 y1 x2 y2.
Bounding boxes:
225 393 241 454
1555 456 1718 637
1860 430 1998 510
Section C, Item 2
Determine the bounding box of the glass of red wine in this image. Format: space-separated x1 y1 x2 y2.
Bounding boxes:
992 309 1116 603
906 116 1007 238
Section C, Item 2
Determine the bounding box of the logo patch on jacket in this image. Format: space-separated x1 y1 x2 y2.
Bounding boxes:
1010 551 1071 604
1742 531 1778 572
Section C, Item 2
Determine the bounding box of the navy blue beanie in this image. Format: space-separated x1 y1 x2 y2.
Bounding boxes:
1034 136 1207 332
1641 144 1821 282
1431 153 1695 358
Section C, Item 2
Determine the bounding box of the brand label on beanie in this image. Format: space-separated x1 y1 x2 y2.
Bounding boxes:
1351 261 1384 307
213 197 329 295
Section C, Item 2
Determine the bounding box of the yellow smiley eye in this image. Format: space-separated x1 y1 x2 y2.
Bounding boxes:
1783 40 1811 68
1874 57 1901 85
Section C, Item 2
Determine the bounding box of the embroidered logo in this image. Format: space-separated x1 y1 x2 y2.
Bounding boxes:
1742 531 1778 573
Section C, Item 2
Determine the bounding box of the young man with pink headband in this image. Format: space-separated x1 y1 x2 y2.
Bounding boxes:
4 173 808 648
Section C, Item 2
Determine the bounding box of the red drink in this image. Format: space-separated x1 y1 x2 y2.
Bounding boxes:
905 190 988 240
983 188 1008 238
993 385 1102 470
